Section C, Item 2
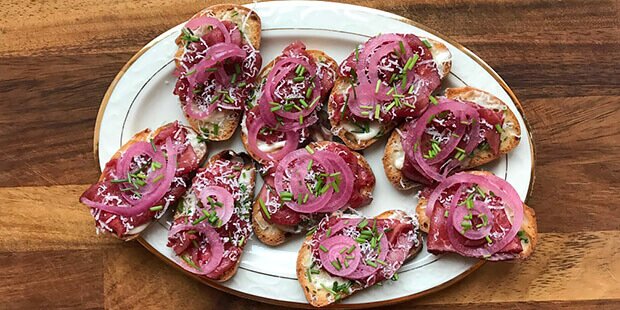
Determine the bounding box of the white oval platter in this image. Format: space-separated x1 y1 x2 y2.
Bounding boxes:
94 1 534 307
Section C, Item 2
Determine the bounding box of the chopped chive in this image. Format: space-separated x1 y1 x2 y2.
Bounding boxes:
306 268 312 282
376 259 387 266
150 139 157 152
391 273 399 281
192 215 208 225
422 39 432 48
270 105 282 112
299 98 308 108
326 228 332 237
399 41 406 55
306 226 317 236
346 245 356 254
476 186 486 198
182 255 201 271
303 193 309 203
358 219 368 228
408 84 415 94
485 235 493 244
495 123 504 134
110 178 128 183
355 237 367 243
305 87 313 99
331 259 342 270
319 245 328 252
366 260 377 268
293 76 305 83
230 73 237 84
151 161 162 169
444 210 449 218
375 80 381 93
310 269 320 274
355 46 359 62
149 205 163 211
429 95 438 105
374 104 381 119
258 198 270 219
386 87 394 95
305 145 314 154
237 81 246 88
360 230 373 236
408 54 419 70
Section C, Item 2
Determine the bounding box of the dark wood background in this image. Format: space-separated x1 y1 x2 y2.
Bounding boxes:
1 0 618 308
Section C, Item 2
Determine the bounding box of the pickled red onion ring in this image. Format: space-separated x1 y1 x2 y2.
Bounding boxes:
168 223 224 275
199 186 235 226
80 139 177 217
319 235 361 277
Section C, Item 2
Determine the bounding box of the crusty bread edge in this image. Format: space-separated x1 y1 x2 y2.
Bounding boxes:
414 170 537 260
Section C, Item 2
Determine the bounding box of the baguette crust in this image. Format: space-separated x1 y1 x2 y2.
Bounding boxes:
240 50 338 164
296 210 423 307
175 4 262 141
382 86 522 190
94 124 208 241
251 141 375 246
329 38 451 150
415 170 537 260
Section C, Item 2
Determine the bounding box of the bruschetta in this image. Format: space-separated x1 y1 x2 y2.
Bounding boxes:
416 170 537 261
240 41 338 174
173 4 262 141
167 150 256 281
79 122 208 240
297 210 422 307
328 33 452 150
251 141 375 246
383 86 522 190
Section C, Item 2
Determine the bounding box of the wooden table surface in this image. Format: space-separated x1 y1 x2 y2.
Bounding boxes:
1 0 618 308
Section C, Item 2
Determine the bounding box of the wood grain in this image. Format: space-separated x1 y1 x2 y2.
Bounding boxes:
0 0 618 308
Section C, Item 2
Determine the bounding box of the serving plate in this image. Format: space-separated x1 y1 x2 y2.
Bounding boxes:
93 1 535 307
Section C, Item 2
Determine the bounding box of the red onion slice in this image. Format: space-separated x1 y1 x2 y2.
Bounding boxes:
346 227 389 280
427 172 524 257
80 139 177 217
199 186 235 227
319 235 361 277
185 16 231 43
274 149 334 214
246 114 300 162
168 223 224 275
403 98 480 183
314 151 355 213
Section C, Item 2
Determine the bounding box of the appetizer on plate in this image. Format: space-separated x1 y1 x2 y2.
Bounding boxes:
328 33 452 150
173 4 262 141
297 210 422 307
252 141 375 246
80 122 208 240
241 41 337 173
167 150 256 281
383 86 522 190
416 171 537 260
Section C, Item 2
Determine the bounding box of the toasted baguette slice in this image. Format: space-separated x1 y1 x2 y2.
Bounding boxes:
296 210 423 307
329 38 451 150
383 86 522 190
82 123 208 241
240 50 338 164
415 170 537 260
175 4 262 141
251 141 375 246
172 150 256 281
